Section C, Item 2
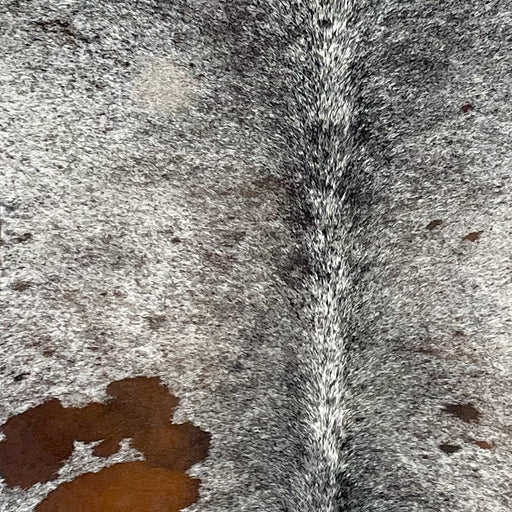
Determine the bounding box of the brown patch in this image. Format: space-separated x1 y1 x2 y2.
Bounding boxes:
474 440 493 450
460 102 474 113
240 175 284 199
425 219 443 230
10 281 32 291
34 19 93 44
35 461 199 512
441 403 482 423
415 346 467 362
0 377 210 511
453 330 465 337
463 230 484 242
439 443 462 454
416 346 440 356
252 175 283 191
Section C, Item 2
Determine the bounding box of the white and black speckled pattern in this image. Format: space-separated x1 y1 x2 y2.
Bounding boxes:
1 0 512 511
0 1 302 511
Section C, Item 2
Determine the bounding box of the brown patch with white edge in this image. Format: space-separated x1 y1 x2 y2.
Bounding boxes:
0 377 210 512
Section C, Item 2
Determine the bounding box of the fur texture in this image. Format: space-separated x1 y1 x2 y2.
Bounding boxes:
1 1 512 511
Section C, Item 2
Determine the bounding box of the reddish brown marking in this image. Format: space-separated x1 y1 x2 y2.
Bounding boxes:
441 403 482 423
474 440 493 449
463 230 484 242
0 377 210 511
425 219 443 230
439 443 461 454
35 461 199 512
10 281 32 291
460 102 474 113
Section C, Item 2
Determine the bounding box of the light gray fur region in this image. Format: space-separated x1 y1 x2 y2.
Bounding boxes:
0 1 302 511
1 1 512 512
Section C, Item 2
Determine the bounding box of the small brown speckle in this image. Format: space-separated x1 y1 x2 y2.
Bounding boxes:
170 236 182 243
439 443 462 454
441 403 482 423
426 219 443 230
416 346 440 356
460 102 474 113
474 440 493 450
10 281 32 292
463 230 484 242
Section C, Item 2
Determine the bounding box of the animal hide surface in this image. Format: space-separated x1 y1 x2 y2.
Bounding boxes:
1 1 511 511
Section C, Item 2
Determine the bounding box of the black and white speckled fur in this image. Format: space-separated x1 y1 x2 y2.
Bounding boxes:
1 1 512 511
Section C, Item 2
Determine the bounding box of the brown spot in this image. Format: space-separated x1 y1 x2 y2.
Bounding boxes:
441 403 482 423
34 19 93 44
252 175 283 191
474 440 493 450
170 236 182 243
240 175 284 198
425 219 443 230
463 230 484 242
0 376 210 511
35 461 199 512
454 330 465 337
10 281 32 291
416 346 440 356
460 102 474 113
439 443 462 454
